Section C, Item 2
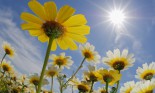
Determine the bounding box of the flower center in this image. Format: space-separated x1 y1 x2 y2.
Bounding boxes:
2 65 9 72
42 21 65 38
89 73 98 82
32 79 39 86
84 51 92 58
113 61 125 70
145 90 153 93
78 84 89 92
101 90 107 93
5 48 11 55
103 75 113 83
56 59 64 67
143 73 153 80
48 71 56 77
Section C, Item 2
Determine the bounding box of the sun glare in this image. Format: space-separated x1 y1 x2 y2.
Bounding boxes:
109 9 125 26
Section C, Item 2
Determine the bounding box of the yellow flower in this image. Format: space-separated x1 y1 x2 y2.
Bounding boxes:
29 73 49 86
98 69 121 86
45 65 60 77
83 65 101 82
80 42 100 63
120 81 135 93
20 0 90 51
0 60 14 73
131 79 155 93
93 87 109 93
135 62 155 80
50 52 73 69
102 49 135 71
70 77 90 93
2 41 15 57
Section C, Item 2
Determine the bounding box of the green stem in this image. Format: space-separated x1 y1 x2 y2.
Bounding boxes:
106 82 109 93
89 81 94 93
1 53 6 64
37 36 54 93
35 85 38 93
115 70 120 93
51 76 54 92
63 57 86 86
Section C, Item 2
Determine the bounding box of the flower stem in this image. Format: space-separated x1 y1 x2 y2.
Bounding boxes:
1 53 6 64
105 82 109 93
89 81 94 93
63 57 86 86
35 85 38 93
51 76 54 92
115 70 120 93
37 36 54 93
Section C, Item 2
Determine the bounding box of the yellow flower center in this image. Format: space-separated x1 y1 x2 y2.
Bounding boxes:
103 75 113 83
30 78 39 86
112 61 125 70
89 73 98 82
48 71 56 77
2 65 10 72
42 21 65 38
5 48 11 55
145 90 153 93
143 73 153 80
100 90 107 93
84 51 92 58
78 84 89 92
55 59 65 67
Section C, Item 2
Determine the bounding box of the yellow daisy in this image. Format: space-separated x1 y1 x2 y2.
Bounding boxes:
93 87 110 93
135 62 155 80
2 41 15 57
20 0 90 51
120 81 135 93
102 49 135 71
98 69 121 86
83 65 101 82
49 52 73 69
45 65 60 77
70 77 90 93
131 79 155 93
0 60 14 74
80 42 101 63
29 73 49 86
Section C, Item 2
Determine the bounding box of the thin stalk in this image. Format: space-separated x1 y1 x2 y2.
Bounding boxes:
1 53 6 64
105 82 109 93
51 76 54 92
37 36 54 93
115 70 120 93
35 85 38 93
63 57 86 86
89 81 94 93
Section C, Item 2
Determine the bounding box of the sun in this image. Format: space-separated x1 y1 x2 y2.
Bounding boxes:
108 9 125 27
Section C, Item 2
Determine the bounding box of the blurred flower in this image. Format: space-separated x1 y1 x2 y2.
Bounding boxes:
131 79 155 93
2 41 15 57
29 73 49 86
135 62 155 80
83 65 101 82
50 52 73 69
20 0 90 51
70 77 90 92
102 49 135 71
93 87 110 93
120 81 135 93
79 42 100 63
98 69 121 86
0 60 14 74
45 65 60 77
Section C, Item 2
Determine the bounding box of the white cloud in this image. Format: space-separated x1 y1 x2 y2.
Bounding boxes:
0 8 43 74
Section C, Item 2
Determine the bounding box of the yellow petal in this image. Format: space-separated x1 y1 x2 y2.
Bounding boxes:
66 33 87 43
28 0 47 21
51 39 57 51
56 5 75 23
21 12 43 24
29 30 44 36
57 38 68 50
63 14 87 26
66 25 90 35
21 23 41 30
38 34 48 42
44 1 57 21
63 37 78 50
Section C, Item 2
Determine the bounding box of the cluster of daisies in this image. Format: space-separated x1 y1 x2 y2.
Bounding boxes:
0 0 154 93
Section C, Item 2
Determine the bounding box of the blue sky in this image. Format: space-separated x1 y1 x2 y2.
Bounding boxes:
0 0 155 92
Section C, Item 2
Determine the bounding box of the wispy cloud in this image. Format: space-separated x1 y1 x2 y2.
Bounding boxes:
0 8 43 74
